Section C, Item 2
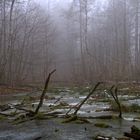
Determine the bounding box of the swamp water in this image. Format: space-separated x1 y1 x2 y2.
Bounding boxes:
0 90 140 140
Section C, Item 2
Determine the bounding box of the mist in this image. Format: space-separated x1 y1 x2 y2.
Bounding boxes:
0 0 139 86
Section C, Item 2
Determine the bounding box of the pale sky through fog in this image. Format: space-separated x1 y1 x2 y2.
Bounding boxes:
34 0 72 7
34 0 108 9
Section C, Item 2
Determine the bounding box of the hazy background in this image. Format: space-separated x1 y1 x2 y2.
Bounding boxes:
0 0 139 86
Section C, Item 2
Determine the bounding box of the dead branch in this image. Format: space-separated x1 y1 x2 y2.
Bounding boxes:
35 69 56 114
108 86 122 118
12 105 34 114
73 82 101 115
54 96 63 104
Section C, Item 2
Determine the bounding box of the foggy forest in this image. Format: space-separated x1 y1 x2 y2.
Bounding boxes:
0 0 140 86
0 0 140 140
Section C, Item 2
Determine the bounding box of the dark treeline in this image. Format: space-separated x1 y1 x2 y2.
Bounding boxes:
0 0 140 86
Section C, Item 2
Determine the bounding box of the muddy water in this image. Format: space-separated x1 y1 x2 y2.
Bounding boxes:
0 91 140 140
0 118 140 140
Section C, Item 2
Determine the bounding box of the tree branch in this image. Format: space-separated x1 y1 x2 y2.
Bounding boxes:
35 69 56 114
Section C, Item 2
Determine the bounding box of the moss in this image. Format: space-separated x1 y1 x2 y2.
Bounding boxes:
0 115 6 121
131 125 140 135
98 99 110 102
13 114 28 124
75 118 90 124
62 115 77 123
94 123 111 128
10 111 19 116
34 112 47 120
62 116 90 124
14 114 27 120
13 112 47 124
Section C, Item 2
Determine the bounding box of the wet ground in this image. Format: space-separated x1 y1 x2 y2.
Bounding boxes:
0 118 140 140
0 89 140 140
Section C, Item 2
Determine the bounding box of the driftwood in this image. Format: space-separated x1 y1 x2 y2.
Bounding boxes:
35 69 56 114
73 82 101 115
